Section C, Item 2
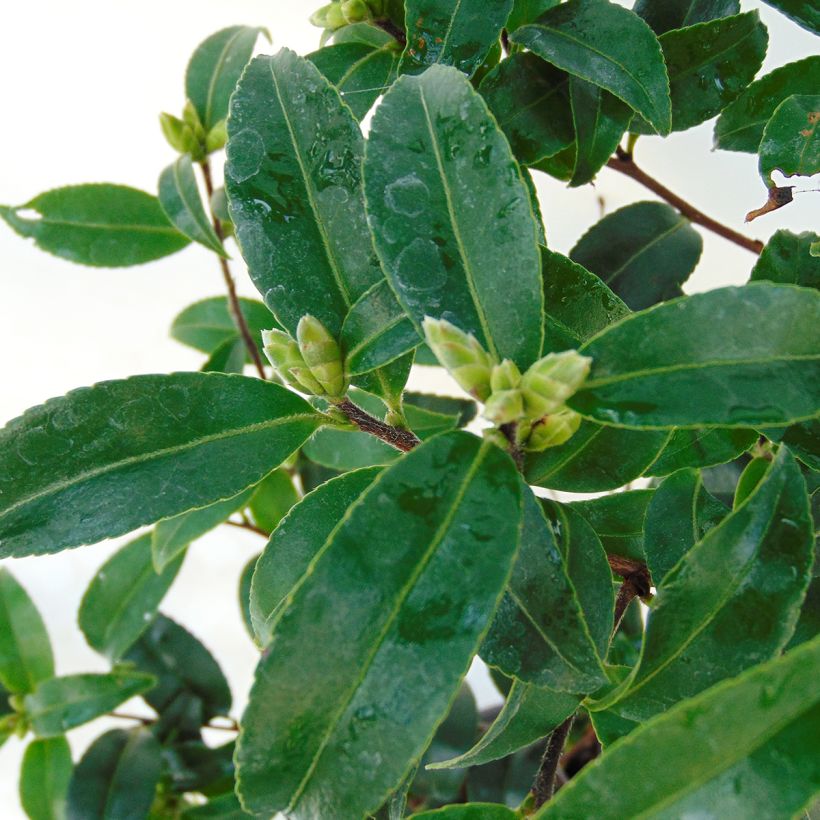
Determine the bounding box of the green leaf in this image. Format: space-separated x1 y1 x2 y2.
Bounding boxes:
648 427 758 475
714 55 820 152
751 229 820 290
185 26 268 130
769 419 820 472
405 393 477 428
609 448 813 721
247 469 300 533
758 94 820 183
568 78 632 187
540 248 630 354
632 0 740 35
332 21 395 48
411 684 478 804
153 488 255 572
158 155 226 256
512 0 672 135
24 672 155 737
226 50 382 337
236 432 522 818
761 0 819 34
643 468 728 585
525 420 669 492
203 337 247 374
478 53 573 166
570 284 820 429
239 555 258 641
66 728 161 820
183 792 251 818
430 680 579 770
507 0 560 31
733 455 771 509
125 615 231 736
308 43 398 121
570 202 702 310
535 636 820 819
413 804 518 819
250 467 382 645
569 490 655 562
787 576 820 650
341 280 420 375
631 12 768 134
532 145 577 182
399 0 514 77
482 489 609 691
0 569 53 693
365 64 543 369
79 533 184 660
353 352 414 408
0 185 189 267
170 296 276 357
20 737 72 820
303 428 398 471
0 373 322 558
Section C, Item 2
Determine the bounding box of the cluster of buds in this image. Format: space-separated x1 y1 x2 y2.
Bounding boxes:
423 317 590 452
263 315 348 399
310 0 387 32
159 101 227 162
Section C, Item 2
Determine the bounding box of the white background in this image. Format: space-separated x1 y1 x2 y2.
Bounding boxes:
0 1 817 815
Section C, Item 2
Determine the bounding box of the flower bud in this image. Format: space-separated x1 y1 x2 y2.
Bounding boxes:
310 3 347 30
483 389 524 425
205 119 227 153
262 328 324 395
520 350 592 419
159 113 200 157
525 409 582 452
297 315 347 397
422 317 493 402
490 359 521 392
342 0 371 22
182 100 206 142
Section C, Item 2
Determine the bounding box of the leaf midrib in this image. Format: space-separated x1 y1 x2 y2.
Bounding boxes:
13 215 181 235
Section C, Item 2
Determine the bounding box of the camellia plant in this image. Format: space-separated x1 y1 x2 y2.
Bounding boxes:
1 0 819 817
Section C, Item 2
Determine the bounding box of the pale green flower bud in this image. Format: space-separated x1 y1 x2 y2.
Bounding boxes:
422 317 493 401
310 2 347 30
182 100 206 142
342 0 371 23
297 315 347 397
262 328 324 395
205 119 227 153
525 409 582 452
483 389 524 425
490 359 521 392
159 113 200 158
520 351 592 419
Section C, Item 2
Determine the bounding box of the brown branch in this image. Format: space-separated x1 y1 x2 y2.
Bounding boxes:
608 552 652 627
199 160 269 380
606 152 764 256
224 519 271 538
533 715 575 808
561 723 601 779
374 17 407 47
334 399 421 452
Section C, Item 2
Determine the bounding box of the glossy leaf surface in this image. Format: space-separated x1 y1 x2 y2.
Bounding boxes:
525 420 668 492
247 469 300 533
536 637 820 819
0 373 321 557
365 64 543 369
478 53 573 166
186 26 268 129
79 533 184 660
611 448 813 720
0 569 53 693
643 468 727 585
648 427 757 475
66 729 162 820
20 736 72 820
570 284 820 429
236 432 522 819
714 55 820 152
0 185 189 267
540 248 629 354
507 0 560 31
400 0 514 77
226 50 381 336
758 94 820 183
481 489 608 692
632 0 740 34
512 0 672 135
751 229 820 290
153 487 254 572
309 42 398 121
570 202 702 311
158 155 226 256
250 467 381 645
761 0 819 34
569 490 654 562
24 672 155 737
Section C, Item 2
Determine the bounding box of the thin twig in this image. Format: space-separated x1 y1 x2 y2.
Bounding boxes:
224 519 271 538
533 715 575 808
607 151 764 256
374 17 407 47
334 399 421 452
199 160 269 380
561 723 601 779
